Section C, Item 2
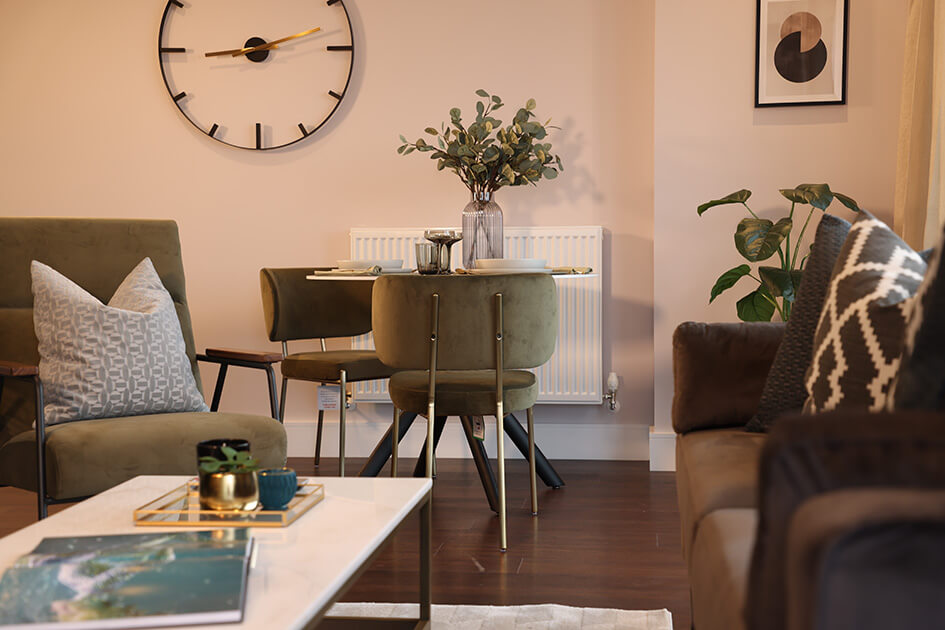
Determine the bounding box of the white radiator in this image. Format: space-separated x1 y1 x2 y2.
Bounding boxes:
350 226 603 404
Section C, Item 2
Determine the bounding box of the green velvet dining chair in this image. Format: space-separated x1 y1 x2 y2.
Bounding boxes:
371 273 558 551
259 268 395 476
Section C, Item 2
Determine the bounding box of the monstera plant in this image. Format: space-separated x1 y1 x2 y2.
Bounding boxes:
698 183 860 322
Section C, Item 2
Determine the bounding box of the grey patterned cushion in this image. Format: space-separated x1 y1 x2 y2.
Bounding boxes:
889 223 945 409
746 214 852 432
803 212 926 414
31 258 209 425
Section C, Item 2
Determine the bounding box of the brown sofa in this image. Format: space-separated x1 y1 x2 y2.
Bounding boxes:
674 321 945 630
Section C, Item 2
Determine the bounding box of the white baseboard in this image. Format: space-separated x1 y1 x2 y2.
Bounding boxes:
648 428 676 471
284 417 650 461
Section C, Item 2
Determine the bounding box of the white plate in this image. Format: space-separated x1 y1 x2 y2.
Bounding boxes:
337 259 403 271
465 268 553 275
475 258 547 270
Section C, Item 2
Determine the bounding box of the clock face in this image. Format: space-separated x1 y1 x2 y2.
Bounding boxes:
158 0 354 150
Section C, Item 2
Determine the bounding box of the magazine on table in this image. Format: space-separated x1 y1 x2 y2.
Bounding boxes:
0 529 253 629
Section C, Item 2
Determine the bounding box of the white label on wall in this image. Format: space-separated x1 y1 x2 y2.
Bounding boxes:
318 385 341 410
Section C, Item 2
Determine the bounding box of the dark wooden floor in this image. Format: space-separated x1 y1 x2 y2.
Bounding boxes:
0 458 690 629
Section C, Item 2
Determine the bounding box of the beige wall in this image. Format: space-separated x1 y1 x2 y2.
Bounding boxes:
0 1 655 458
652 0 908 466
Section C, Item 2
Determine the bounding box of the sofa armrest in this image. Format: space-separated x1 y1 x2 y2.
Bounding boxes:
0 359 39 377
747 411 945 630
672 321 784 434
785 488 945 630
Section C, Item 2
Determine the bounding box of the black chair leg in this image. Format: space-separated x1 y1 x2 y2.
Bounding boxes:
358 412 418 477
414 416 448 478
33 376 48 520
209 364 228 412
314 409 325 467
265 365 279 420
460 415 500 513
504 413 565 488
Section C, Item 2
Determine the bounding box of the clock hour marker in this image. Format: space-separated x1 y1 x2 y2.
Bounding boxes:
170 0 183 7
256 123 262 149
298 123 309 137
173 91 186 102
328 90 343 100
160 47 185 53
327 45 352 52
208 123 219 138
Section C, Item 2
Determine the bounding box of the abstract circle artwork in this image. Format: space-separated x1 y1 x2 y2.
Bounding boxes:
774 12 828 83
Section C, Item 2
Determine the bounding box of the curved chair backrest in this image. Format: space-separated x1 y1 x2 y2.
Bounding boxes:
260 268 374 342
0 218 199 449
372 274 558 371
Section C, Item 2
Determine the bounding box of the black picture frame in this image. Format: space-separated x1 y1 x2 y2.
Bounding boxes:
755 0 848 107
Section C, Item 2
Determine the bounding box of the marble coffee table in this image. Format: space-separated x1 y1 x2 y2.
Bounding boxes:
0 475 433 629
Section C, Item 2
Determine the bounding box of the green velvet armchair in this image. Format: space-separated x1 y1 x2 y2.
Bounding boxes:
0 218 287 519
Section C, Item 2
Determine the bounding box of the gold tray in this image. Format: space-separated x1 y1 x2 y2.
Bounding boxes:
134 478 324 528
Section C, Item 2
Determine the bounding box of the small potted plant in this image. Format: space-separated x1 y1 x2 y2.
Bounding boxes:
198 445 260 511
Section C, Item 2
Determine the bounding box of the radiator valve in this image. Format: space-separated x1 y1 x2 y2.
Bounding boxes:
603 372 620 412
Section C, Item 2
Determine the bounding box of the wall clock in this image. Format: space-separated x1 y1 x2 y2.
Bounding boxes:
158 0 354 150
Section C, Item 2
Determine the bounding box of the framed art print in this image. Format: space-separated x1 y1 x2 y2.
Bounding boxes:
755 0 848 107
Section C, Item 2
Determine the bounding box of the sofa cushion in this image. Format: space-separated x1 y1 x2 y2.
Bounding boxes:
0 412 286 500
676 428 765 561
31 258 208 424
747 215 851 432
804 212 926 413
689 508 756 630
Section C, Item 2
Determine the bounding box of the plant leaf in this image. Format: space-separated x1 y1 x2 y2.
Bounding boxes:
833 192 861 212
758 267 804 303
794 183 834 210
709 264 751 303
697 189 751 215
475 89 489 97
734 217 792 262
779 187 812 204
736 287 776 322
526 98 536 111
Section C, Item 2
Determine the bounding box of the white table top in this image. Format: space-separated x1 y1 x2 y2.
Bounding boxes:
306 272 598 280
0 475 432 630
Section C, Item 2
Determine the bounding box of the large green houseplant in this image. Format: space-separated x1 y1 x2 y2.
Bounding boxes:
698 183 860 321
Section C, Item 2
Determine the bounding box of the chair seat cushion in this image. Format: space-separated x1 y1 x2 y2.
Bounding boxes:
0 412 286 500
282 350 394 382
389 370 537 417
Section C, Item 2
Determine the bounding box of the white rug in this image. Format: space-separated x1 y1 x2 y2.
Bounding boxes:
327 602 672 629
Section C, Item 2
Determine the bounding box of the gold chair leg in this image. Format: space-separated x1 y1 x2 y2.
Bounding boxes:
527 406 538 516
339 371 347 477
497 413 507 552
391 406 399 477
426 404 435 478
314 409 324 468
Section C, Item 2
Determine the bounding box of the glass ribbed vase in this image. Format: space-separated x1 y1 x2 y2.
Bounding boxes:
461 191 503 269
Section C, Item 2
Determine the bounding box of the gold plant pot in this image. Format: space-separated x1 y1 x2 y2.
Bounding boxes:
198 471 259 511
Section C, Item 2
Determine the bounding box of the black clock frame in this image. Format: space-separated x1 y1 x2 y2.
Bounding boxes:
157 0 355 150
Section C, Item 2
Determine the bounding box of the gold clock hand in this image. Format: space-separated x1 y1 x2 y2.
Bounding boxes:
230 26 321 57
205 44 279 57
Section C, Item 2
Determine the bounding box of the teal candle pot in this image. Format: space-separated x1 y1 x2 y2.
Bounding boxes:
258 468 298 510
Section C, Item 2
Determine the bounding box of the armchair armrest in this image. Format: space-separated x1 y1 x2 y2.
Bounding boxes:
786 488 945 630
747 410 945 630
200 347 284 364
672 321 784 433
0 359 39 377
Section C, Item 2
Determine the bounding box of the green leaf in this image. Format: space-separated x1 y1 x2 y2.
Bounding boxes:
424 127 438 135
221 445 237 459
758 267 804 303
833 192 861 212
449 107 461 120
475 89 489 97
542 167 558 179
697 189 752 215
476 101 485 117
526 98 536 111
779 187 812 204
794 184 834 210
736 287 776 322
734 217 792 262
492 95 502 104
398 134 407 143
396 145 405 154
709 264 751 303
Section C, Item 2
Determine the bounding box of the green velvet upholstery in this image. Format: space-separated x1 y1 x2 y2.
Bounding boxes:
0 412 285 499
260 268 373 341
372 274 558 371
282 350 394 383
0 218 288 505
389 370 538 416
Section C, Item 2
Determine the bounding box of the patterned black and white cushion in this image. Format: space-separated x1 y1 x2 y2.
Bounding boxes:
889 222 945 410
803 212 926 413
31 257 209 425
